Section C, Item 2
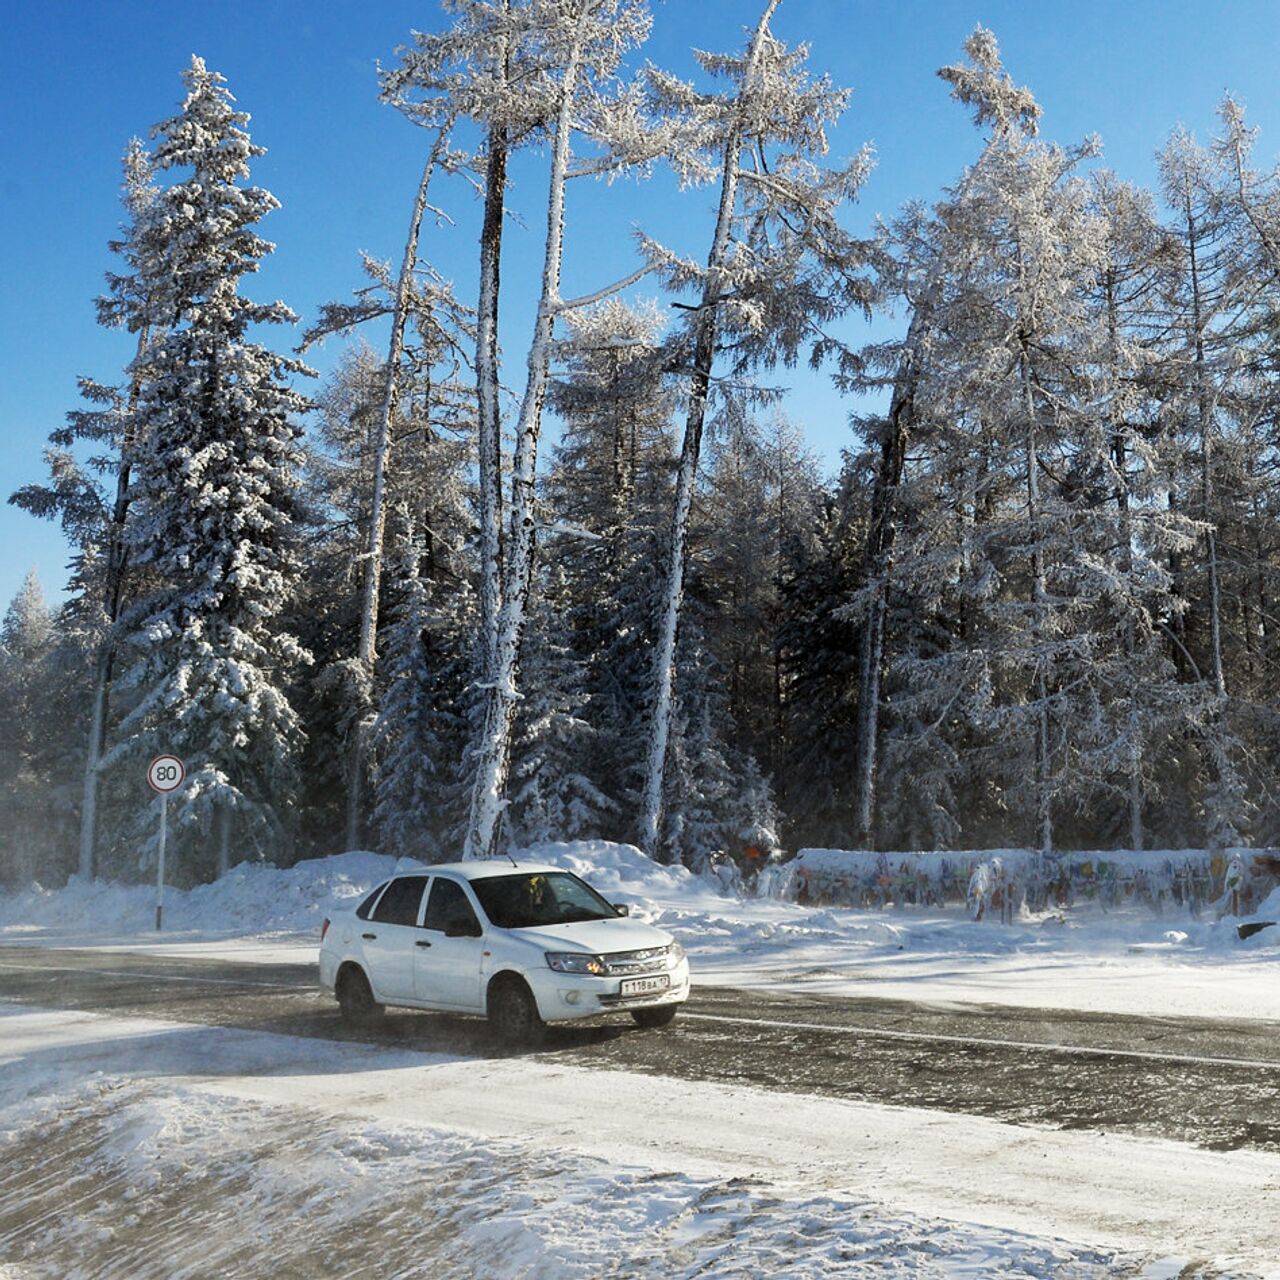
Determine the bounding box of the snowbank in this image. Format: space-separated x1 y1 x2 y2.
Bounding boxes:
0 851 400 941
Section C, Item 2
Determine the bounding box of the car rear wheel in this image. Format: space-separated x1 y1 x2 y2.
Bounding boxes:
488 977 545 1047
337 966 384 1026
631 1004 678 1029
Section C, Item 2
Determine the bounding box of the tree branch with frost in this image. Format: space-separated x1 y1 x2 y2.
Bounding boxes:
551 262 654 314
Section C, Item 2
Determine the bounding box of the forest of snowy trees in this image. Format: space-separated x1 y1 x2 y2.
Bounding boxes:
2 3 1278 888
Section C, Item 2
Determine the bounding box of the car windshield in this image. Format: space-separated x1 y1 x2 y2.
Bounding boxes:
470 872 618 929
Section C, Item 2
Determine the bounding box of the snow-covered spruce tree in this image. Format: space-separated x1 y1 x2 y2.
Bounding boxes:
636 1 874 859
698 409 822 786
371 527 474 861
9 140 162 879
658 609 779 868
461 0 659 859
506 563 615 845
110 58 311 878
776 466 865 849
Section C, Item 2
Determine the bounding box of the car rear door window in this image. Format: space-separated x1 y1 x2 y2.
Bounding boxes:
355 882 389 920
371 875 428 927
423 878 481 935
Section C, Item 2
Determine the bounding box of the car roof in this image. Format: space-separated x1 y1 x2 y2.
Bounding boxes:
386 860 564 882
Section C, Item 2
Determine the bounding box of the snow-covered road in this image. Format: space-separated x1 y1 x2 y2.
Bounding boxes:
2 1004 1277 1278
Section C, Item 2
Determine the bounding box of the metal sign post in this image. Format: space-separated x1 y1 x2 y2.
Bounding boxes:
156 792 167 931
147 755 186 930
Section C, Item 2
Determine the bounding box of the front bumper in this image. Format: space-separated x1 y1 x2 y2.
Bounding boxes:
526 957 691 1023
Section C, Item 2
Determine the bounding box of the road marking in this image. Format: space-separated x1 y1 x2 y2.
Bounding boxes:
682 1012 1280 1072
0 961 311 992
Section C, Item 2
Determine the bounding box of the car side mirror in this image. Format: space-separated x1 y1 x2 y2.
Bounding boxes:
445 918 482 938
612 903 630 917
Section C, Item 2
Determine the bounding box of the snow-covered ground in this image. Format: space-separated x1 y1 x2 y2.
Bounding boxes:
4 1004 1277 1278
2 841 1279 1023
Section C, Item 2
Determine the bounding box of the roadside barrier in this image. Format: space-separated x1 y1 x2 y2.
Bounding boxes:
769 847 1280 919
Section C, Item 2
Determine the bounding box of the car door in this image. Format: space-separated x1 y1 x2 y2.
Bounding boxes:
361 874 429 1003
414 876 486 1010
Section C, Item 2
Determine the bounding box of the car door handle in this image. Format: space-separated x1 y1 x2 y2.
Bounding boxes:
362 932 376 940
415 939 432 948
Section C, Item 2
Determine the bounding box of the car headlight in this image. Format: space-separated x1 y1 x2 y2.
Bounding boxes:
545 951 608 976
667 941 685 966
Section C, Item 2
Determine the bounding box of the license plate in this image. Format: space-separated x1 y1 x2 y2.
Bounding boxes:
620 974 670 997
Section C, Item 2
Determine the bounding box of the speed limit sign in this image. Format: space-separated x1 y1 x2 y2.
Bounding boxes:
147 755 186 793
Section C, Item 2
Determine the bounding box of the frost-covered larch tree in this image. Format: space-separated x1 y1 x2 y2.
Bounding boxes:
1069 172 1203 850
384 0 566 742
837 199 946 849
875 29 1108 852
461 0 658 858
1212 98 1280 844
1156 125 1260 846
111 58 311 877
636 0 873 859
292 328 475 857
302 238 475 852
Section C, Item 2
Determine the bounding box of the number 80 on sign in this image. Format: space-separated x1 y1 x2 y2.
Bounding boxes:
147 755 186 794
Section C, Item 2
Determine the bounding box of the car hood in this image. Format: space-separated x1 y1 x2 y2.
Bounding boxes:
507 917 673 955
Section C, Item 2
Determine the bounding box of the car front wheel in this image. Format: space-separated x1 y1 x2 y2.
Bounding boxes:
488 977 546 1047
631 1004 678 1029
337 966 384 1026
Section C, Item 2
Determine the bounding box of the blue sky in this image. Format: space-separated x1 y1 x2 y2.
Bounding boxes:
4 0 1280 612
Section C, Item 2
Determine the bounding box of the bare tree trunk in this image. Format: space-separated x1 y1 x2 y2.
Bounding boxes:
1184 199 1227 700
346 133 450 852
464 37 586 861
1020 349 1053 855
1104 270 1144 851
216 803 231 878
476 120 510 687
851 303 928 848
637 0 781 860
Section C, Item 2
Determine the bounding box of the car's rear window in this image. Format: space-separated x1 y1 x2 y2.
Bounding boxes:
470 872 616 929
355 882 389 920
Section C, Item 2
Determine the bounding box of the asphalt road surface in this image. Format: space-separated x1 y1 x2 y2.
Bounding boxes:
2 945 1278 1155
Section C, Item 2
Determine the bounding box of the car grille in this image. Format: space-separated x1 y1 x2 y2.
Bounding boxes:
602 946 670 976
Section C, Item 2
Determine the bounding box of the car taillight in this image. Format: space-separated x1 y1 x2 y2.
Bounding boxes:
320 917 330 944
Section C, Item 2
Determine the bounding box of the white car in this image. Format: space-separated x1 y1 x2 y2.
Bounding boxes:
319 861 691 1043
